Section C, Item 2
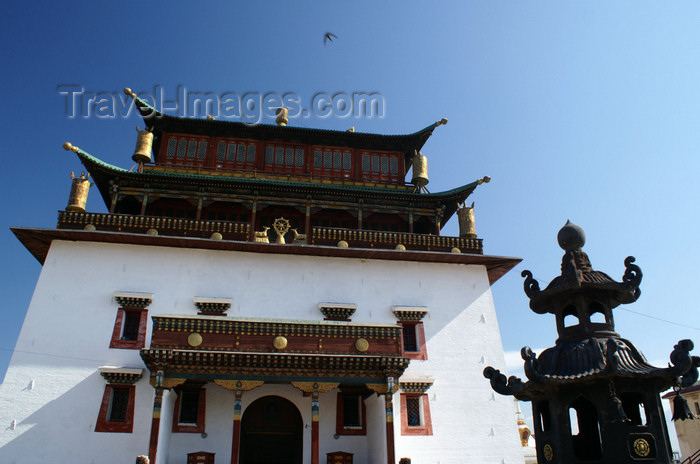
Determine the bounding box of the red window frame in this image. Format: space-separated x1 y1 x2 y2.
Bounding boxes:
95 384 136 433
109 307 148 350
213 137 259 171
360 150 403 183
172 387 207 433
335 392 367 436
161 133 211 168
311 146 354 180
398 321 427 360
262 142 306 174
400 393 432 436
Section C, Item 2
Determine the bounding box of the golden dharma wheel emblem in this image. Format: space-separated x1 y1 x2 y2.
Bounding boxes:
355 338 370 352
273 336 288 350
187 332 203 347
543 444 554 462
633 438 651 457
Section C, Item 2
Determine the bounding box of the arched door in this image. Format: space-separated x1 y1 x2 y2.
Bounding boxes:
240 395 303 464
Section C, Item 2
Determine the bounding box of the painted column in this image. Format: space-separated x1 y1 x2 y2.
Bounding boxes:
305 201 311 236
148 371 165 463
385 376 396 464
249 197 258 241
110 185 119 213
140 193 149 216
435 208 443 236
312 390 320 464
231 389 243 464
358 202 363 230
409 209 414 233
196 197 203 220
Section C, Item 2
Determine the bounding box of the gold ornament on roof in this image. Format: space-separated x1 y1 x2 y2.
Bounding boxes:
132 126 153 164
254 226 270 243
66 171 92 213
272 217 290 244
411 150 429 192
275 107 288 126
457 201 476 238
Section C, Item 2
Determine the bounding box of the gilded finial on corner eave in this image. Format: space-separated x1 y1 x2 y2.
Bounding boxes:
63 142 79 153
477 176 491 185
123 87 137 99
436 118 448 126
275 107 288 126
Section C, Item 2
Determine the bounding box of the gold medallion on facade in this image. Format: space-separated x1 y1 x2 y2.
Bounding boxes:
273 336 288 350
355 338 370 352
632 438 650 457
543 444 554 462
187 332 203 347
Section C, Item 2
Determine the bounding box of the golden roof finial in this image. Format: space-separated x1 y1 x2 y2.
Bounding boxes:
436 118 448 126
123 87 137 99
63 142 79 153
275 107 288 126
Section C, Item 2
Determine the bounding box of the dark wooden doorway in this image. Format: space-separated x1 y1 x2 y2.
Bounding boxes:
240 395 303 464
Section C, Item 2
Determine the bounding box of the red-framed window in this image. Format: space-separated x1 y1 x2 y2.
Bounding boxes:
214 138 258 171
109 307 148 350
162 134 210 167
263 142 306 174
400 393 432 436
311 146 353 179
172 387 206 433
398 321 427 360
335 392 366 435
360 151 402 183
95 385 136 433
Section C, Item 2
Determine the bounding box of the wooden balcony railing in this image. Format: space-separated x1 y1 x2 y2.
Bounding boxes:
311 226 483 254
57 211 249 241
56 211 482 254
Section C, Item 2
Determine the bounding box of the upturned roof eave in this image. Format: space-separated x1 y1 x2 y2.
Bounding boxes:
72 146 480 212
133 95 441 154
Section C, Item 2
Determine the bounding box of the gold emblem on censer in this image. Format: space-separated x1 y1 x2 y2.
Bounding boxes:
543 444 554 462
633 438 650 457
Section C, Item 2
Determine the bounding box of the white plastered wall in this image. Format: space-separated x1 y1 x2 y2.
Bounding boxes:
0 239 523 464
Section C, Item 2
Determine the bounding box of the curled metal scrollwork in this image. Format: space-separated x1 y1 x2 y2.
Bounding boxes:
521 346 541 380
667 339 699 386
623 256 643 300
483 366 526 396
521 270 540 298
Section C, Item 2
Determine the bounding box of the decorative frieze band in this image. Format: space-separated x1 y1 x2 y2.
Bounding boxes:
318 303 356 320
400 379 434 393
114 291 153 309
99 367 143 385
194 297 232 315
366 383 400 394
392 306 429 321
291 381 340 393
214 380 264 391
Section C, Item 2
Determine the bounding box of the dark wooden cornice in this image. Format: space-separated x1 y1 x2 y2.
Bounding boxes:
12 227 521 284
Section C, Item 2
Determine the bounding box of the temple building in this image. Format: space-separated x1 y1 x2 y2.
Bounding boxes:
0 88 524 464
485 221 700 464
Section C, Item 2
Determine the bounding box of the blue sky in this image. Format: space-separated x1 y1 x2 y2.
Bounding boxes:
2 0 700 432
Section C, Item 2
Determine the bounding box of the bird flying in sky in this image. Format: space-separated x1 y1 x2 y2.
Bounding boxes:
324 32 338 46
